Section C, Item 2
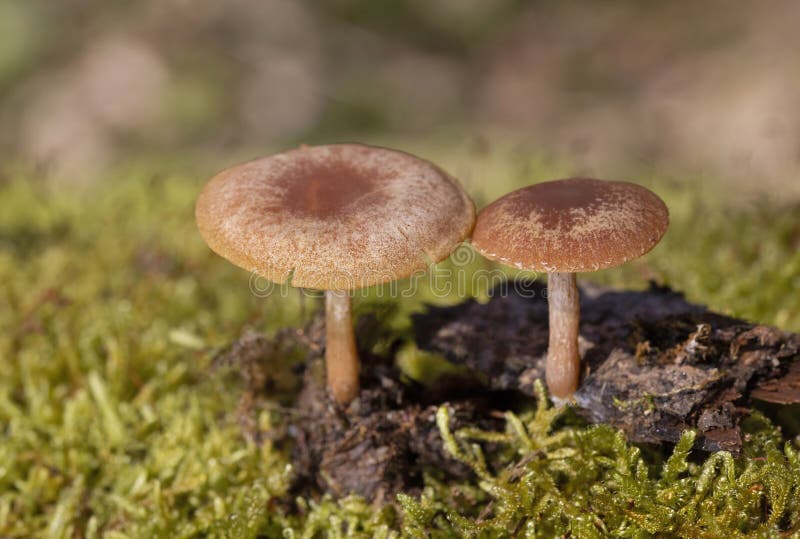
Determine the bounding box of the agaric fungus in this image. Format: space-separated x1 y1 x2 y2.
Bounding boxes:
471 178 668 400
195 143 475 405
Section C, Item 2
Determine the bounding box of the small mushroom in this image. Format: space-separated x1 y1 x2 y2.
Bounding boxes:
196 143 475 405
471 178 668 400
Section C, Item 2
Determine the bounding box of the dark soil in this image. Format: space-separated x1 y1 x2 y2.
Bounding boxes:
413 281 800 453
215 315 507 503
215 282 799 502
289 357 506 504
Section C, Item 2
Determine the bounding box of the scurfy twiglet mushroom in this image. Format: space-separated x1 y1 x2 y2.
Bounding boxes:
195 143 475 405
471 177 669 400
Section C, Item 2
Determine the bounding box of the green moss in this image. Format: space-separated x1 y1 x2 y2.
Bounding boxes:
400 385 800 537
0 152 798 536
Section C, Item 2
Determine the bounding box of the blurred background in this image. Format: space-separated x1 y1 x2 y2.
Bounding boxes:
1 0 799 200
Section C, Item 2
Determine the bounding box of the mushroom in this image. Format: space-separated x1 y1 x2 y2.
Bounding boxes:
471 178 668 400
195 143 475 405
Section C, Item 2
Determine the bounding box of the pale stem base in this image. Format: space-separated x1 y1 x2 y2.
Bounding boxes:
545 272 581 399
325 290 360 405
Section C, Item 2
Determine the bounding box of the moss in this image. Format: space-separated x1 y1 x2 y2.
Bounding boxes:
400 384 800 537
0 153 798 536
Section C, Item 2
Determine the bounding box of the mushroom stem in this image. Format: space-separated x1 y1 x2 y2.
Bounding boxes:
546 272 580 399
325 290 360 405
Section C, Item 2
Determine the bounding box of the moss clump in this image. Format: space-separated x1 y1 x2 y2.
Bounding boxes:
0 154 798 536
401 384 800 537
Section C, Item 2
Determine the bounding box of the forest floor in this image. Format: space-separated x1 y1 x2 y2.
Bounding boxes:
1 147 798 537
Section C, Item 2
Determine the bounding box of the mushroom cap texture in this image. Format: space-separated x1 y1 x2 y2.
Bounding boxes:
472 178 669 273
196 143 475 290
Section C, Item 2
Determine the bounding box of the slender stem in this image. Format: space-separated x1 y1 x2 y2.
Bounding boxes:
325 290 359 405
546 272 581 399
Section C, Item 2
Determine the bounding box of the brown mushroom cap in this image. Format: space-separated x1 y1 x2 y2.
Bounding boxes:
472 178 668 273
196 143 475 289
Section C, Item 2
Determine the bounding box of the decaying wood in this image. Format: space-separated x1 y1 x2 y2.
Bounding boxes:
413 282 800 452
217 283 798 501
